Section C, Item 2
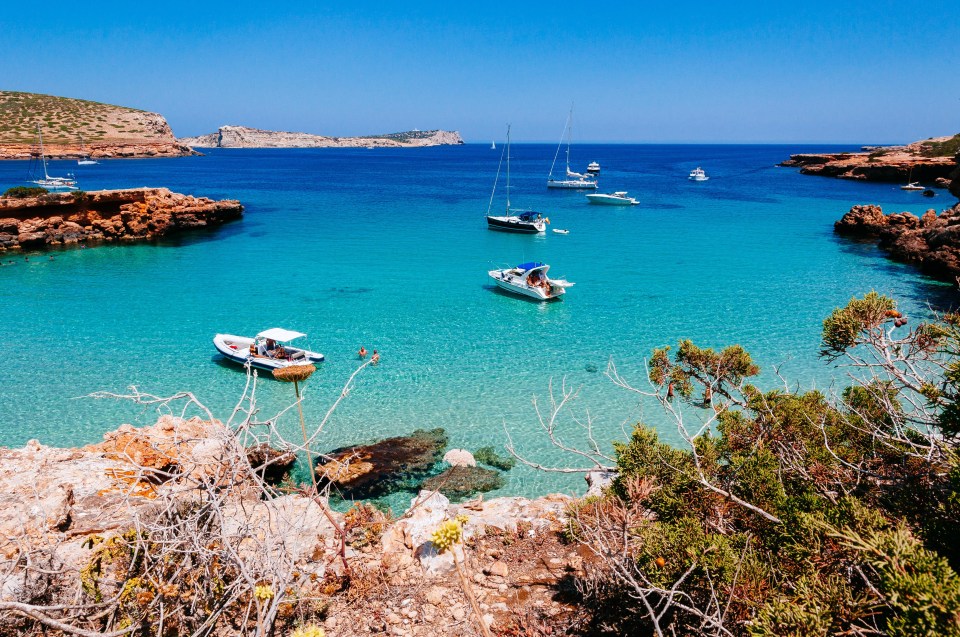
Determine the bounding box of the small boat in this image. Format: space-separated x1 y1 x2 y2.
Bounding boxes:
29 123 78 190
77 135 97 165
491 140 496 149
586 191 638 206
901 182 924 191
213 328 324 372
586 161 600 174
552 229 569 234
488 262 574 301
688 167 709 181
486 125 548 234
547 106 599 190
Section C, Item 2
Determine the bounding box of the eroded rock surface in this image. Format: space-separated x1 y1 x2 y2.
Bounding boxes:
180 125 465 148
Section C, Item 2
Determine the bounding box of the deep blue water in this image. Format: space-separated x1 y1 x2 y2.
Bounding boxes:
0 144 955 506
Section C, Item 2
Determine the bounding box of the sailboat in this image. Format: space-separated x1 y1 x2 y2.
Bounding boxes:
901 166 923 190
547 106 598 190
491 140 496 150
486 125 548 233
29 123 78 191
77 135 97 165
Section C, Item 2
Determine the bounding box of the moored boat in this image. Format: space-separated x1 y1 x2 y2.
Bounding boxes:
688 167 709 181
586 191 638 206
29 123 78 190
587 161 600 174
487 125 549 233
901 182 924 191
213 328 324 371
488 262 574 301
547 106 598 189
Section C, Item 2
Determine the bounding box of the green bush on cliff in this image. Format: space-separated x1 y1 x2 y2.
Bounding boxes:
2 185 48 198
918 133 960 158
573 292 960 636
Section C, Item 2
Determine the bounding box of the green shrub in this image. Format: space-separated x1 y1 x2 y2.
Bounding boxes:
2 185 48 198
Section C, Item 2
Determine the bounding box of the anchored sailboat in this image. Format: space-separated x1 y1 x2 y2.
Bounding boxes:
29 123 78 190
77 135 97 165
547 106 597 190
486 125 548 233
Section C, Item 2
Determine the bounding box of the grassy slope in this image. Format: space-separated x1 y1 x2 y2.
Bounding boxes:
0 91 166 144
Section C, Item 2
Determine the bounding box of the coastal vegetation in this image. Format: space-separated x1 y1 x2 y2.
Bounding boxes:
0 91 156 144
918 134 960 158
2 185 47 198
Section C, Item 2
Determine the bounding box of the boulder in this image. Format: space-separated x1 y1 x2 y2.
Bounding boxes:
422 465 504 499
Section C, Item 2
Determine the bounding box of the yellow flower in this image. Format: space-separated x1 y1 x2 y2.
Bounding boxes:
430 519 463 554
455 513 469 526
290 624 326 637
254 584 274 601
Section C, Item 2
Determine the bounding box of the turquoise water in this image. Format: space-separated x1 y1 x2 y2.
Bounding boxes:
0 145 955 505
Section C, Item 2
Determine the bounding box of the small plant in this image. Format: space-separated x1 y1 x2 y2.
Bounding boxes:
3 185 48 198
290 625 326 637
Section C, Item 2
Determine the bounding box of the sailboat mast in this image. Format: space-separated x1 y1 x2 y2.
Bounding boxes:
37 123 51 179
506 125 511 213
566 106 572 171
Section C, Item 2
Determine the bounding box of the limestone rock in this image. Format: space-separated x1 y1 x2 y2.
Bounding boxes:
180 125 465 148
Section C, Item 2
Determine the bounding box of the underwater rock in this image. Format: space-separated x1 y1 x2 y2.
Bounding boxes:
584 363 599 373
317 428 448 499
474 446 517 471
421 465 505 499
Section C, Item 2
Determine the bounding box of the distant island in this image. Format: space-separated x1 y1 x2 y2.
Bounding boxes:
780 133 960 185
178 124 465 148
0 90 195 159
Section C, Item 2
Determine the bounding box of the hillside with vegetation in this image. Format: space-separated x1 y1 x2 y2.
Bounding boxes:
0 90 194 158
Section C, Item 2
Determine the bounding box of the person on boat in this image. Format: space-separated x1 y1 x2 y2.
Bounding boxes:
358 346 368 359
371 350 380 365
275 344 287 359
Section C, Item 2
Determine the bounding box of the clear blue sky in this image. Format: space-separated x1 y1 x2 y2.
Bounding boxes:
2 1 957 143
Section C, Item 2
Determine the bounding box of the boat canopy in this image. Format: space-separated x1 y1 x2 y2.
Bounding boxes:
517 211 541 221
517 261 546 271
256 328 306 342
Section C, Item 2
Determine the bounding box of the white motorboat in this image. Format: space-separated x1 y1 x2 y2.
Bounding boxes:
488 262 574 301
486 125 548 233
552 229 569 234
901 182 924 191
688 167 709 181
586 191 638 206
547 106 598 190
29 123 78 190
213 328 324 372
586 161 600 174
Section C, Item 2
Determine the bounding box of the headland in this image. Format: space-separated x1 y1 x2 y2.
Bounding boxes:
179 125 465 148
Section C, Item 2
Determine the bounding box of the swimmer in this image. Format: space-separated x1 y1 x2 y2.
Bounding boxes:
371 350 380 365
358 346 368 359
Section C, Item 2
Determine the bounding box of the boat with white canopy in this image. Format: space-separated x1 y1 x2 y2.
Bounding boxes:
688 167 709 181
488 262 574 301
213 328 325 371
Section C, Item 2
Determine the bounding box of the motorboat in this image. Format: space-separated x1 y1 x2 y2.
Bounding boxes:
486 125 549 233
586 191 638 206
688 167 709 181
547 106 598 189
587 161 600 174
213 327 324 372
488 262 574 301
29 123 78 190
901 182 924 191
552 228 569 234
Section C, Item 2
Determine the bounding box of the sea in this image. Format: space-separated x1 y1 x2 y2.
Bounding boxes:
0 144 955 510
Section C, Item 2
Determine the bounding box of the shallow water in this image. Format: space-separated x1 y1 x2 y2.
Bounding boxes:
0 144 954 509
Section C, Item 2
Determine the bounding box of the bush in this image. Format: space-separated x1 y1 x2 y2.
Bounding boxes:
2 185 48 198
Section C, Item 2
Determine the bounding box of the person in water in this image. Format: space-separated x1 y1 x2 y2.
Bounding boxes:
371 350 380 365
358 346 368 358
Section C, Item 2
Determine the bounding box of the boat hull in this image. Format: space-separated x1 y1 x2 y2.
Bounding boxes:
488 271 565 301
486 216 545 233
586 194 638 206
547 179 598 190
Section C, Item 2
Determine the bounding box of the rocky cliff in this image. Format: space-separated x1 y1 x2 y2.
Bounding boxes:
0 417 593 636
0 90 196 159
834 201 960 281
179 124 465 148
781 134 960 184
0 187 242 251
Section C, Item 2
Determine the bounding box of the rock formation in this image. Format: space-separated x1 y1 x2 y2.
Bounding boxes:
834 202 960 281
781 134 960 184
179 124 465 148
0 187 242 251
0 90 196 159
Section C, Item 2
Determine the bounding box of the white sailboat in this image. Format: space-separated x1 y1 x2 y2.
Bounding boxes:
491 140 496 149
77 135 97 165
547 106 598 190
486 125 548 233
30 123 78 190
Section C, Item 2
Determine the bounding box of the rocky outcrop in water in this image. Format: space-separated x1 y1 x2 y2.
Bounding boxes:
781 135 960 185
834 202 960 281
0 187 242 251
180 125 465 148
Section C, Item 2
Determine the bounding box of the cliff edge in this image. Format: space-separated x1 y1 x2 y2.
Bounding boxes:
179 124 465 148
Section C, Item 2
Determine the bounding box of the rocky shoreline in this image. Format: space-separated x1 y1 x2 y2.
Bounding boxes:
179 125 465 148
0 187 243 252
781 134 960 184
0 417 594 636
0 141 197 160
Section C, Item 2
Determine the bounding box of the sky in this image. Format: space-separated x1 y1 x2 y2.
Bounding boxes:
1 1 957 143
